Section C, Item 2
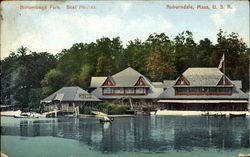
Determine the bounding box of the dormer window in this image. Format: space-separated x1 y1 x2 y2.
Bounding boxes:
135 76 147 86
102 76 115 86
175 76 189 86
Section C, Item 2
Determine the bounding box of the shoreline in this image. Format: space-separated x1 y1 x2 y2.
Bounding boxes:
154 110 250 116
1 110 249 118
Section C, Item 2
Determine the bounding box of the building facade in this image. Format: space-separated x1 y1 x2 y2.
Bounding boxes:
90 67 163 109
158 68 249 111
41 86 100 113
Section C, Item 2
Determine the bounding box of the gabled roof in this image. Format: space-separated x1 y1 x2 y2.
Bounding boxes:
90 77 107 88
232 80 242 89
152 82 165 88
41 86 100 103
174 75 190 86
158 80 248 100
110 67 149 87
90 67 151 88
216 75 233 86
181 67 224 86
91 67 163 99
134 76 147 86
102 76 116 86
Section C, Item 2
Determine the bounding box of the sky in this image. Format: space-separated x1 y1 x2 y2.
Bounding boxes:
1 1 249 59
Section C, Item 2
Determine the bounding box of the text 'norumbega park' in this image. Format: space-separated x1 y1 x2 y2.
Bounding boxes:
19 5 96 11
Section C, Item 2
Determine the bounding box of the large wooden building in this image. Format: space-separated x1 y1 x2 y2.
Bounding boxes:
41 86 100 113
90 67 163 108
157 68 249 111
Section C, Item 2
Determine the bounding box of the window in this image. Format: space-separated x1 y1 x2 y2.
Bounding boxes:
209 88 217 93
103 88 112 94
125 88 134 94
176 88 187 93
189 88 197 93
218 88 230 93
200 88 207 93
136 88 145 94
114 88 124 94
79 93 92 99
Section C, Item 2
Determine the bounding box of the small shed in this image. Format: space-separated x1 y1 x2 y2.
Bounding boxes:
41 86 101 113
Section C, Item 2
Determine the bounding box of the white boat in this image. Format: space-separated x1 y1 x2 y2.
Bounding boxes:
13 114 28 118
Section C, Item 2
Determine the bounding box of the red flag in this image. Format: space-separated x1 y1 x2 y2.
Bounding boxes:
218 53 224 70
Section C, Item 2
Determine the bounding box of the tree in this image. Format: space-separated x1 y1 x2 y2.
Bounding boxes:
125 39 148 74
173 31 197 75
95 37 124 75
41 69 64 97
145 33 176 81
206 30 249 91
1 47 56 108
195 38 214 66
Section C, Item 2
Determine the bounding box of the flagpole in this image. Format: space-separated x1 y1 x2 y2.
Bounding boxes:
223 53 225 85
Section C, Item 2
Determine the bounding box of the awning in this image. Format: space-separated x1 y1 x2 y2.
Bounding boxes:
40 100 52 103
157 100 249 103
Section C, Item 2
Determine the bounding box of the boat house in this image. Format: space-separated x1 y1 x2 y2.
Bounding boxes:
158 68 249 111
90 67 163 108
41 86 100 113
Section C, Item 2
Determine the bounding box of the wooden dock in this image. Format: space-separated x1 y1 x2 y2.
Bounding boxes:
237 153 250 157
1 152 8 157
91 111 107 117
42 109 61 117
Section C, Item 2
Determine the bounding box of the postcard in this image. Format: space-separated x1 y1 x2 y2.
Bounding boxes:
1 1 249 157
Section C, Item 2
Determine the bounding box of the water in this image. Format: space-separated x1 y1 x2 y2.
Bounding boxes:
1 116 249 157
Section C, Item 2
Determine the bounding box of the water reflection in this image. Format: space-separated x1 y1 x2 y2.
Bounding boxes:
1 116 249 153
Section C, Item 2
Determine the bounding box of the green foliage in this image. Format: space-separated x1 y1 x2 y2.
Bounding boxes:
41 68 64 97
28 88 42 108
97 102 126 115
145 33 176 81
1 47 56 108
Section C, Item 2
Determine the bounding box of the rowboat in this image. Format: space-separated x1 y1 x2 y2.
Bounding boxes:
99 117 114 123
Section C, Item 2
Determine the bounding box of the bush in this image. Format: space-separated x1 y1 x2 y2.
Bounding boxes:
109 105 126 115
97 102 126 115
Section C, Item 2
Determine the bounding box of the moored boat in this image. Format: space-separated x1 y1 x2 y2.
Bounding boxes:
99 117 114 123
229 113 246 118
13 114 28 118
